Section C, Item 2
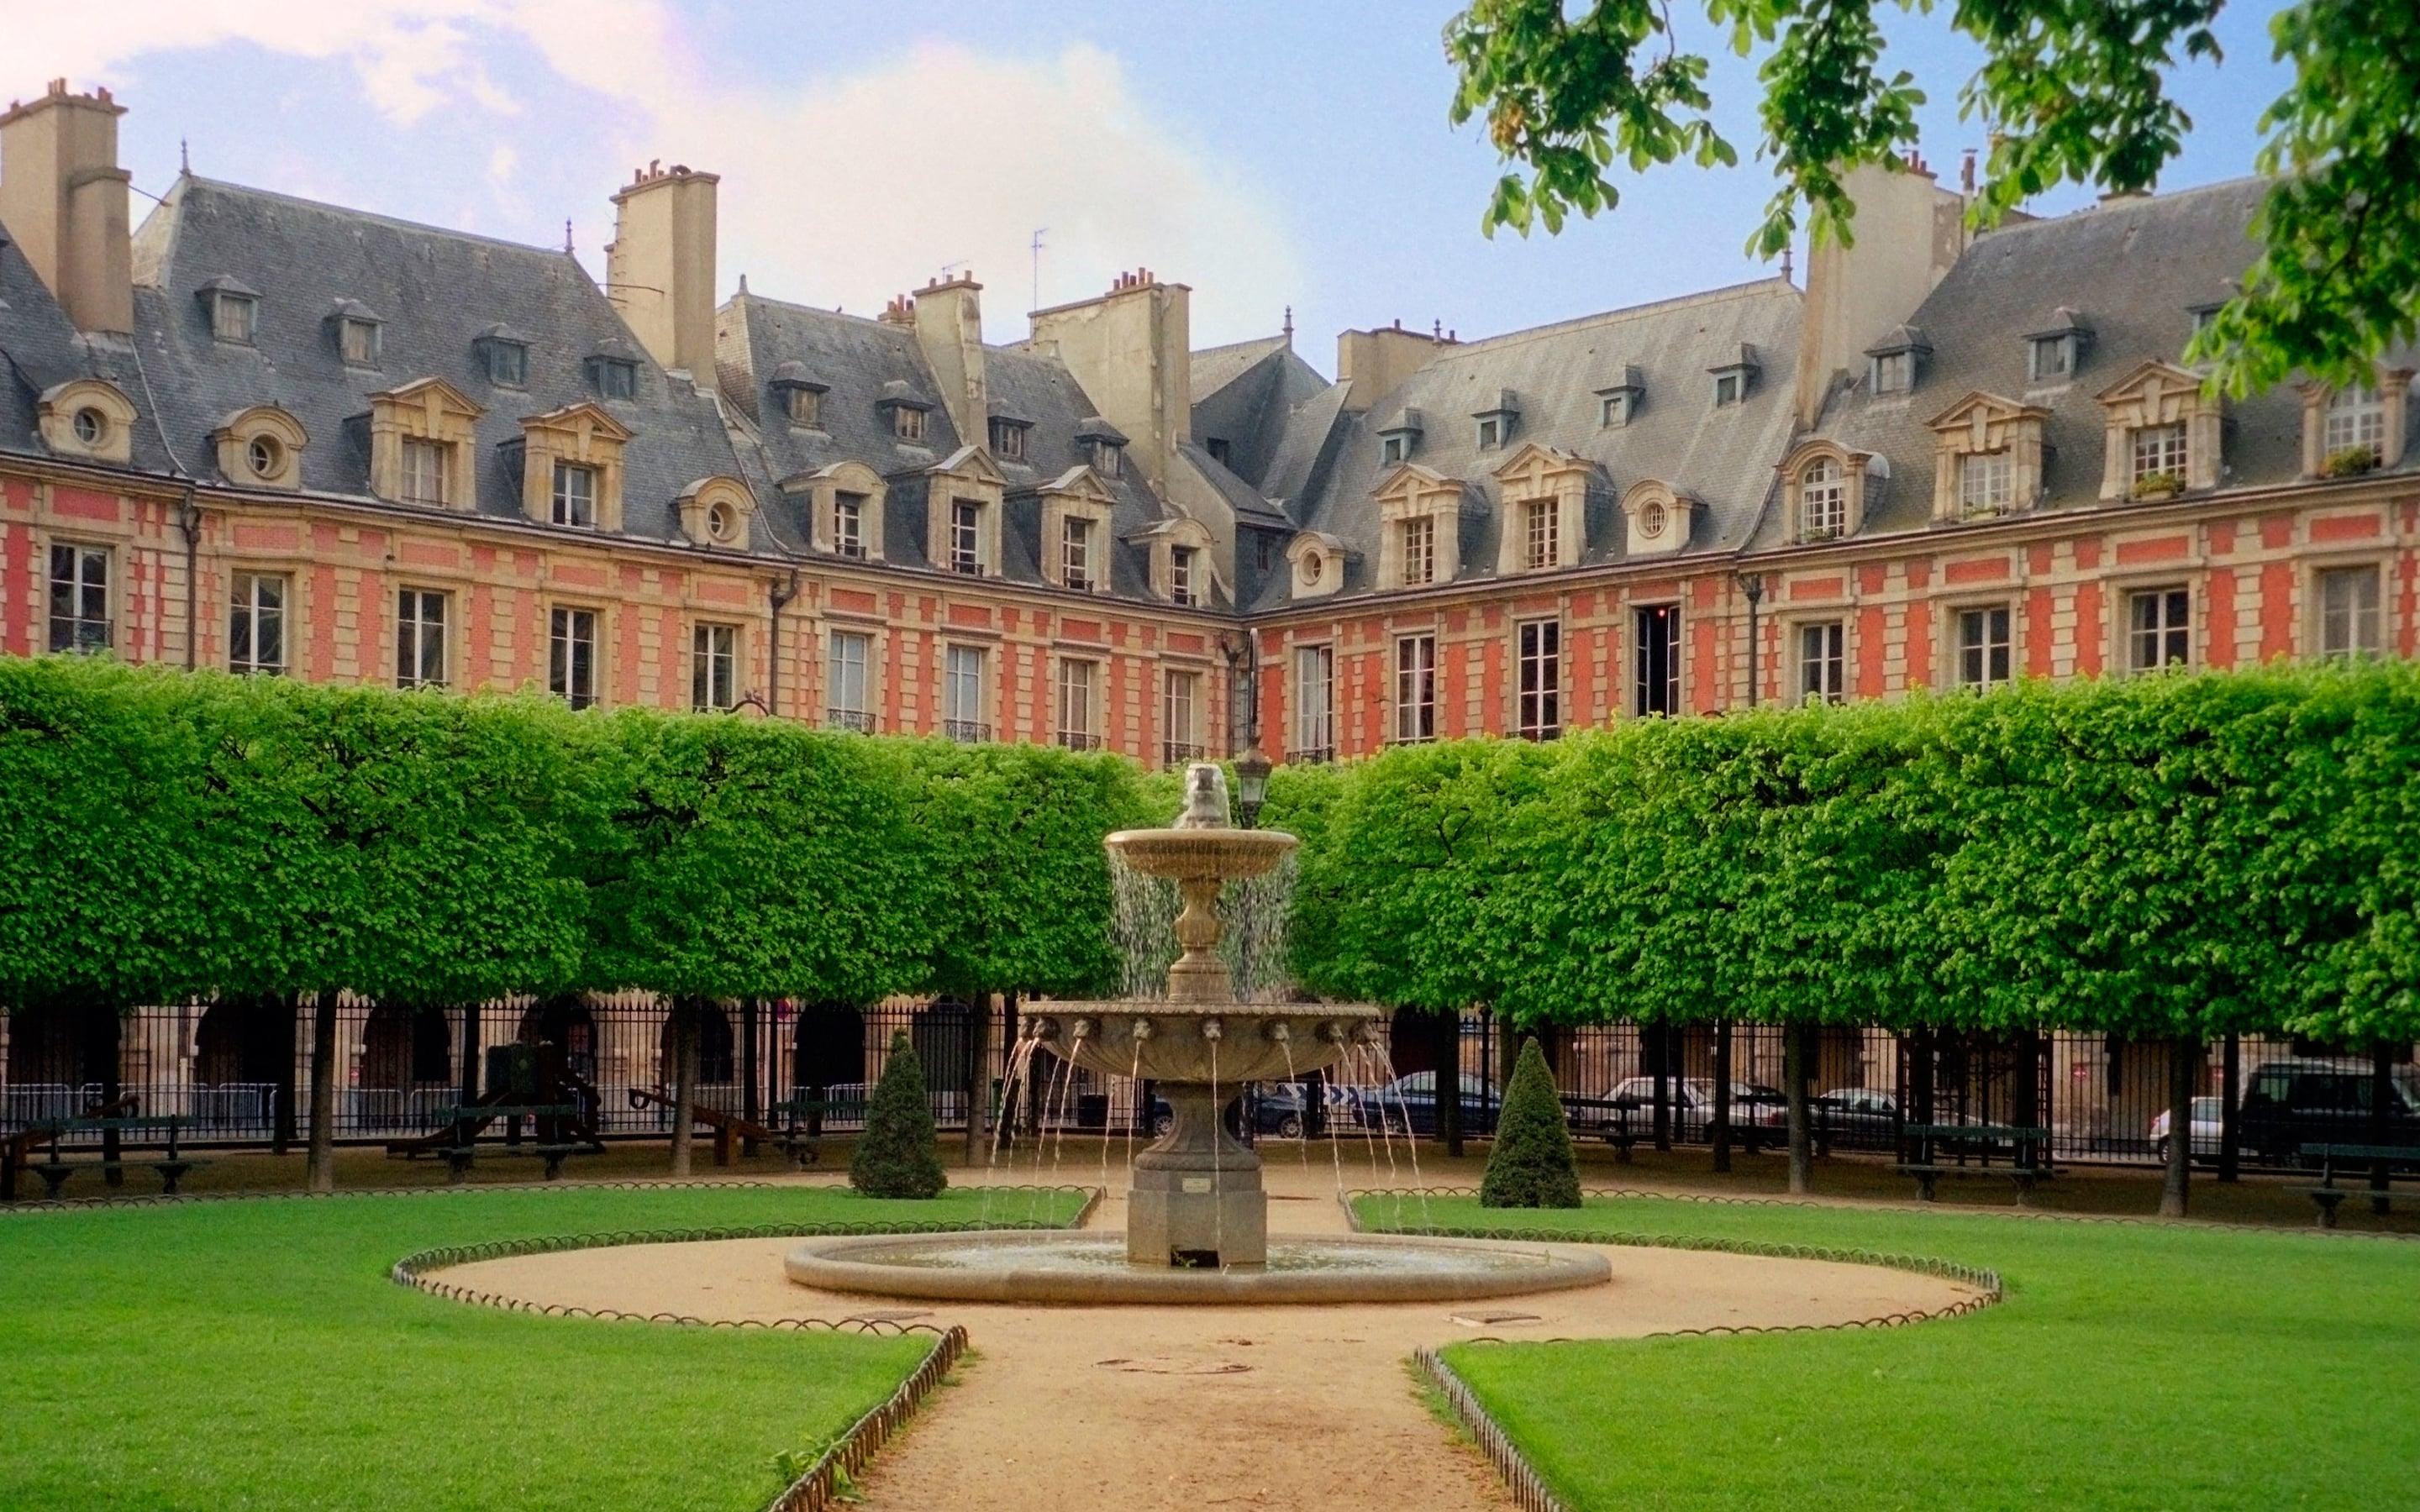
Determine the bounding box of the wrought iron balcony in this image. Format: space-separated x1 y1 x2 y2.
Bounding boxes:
1161 740 1205 766
825 708 875 733
944 719 992 744
1058 730 1103 752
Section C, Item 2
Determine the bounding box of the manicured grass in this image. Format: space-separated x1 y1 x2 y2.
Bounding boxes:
1359 1194 2420 1511
0 1185 1081 1512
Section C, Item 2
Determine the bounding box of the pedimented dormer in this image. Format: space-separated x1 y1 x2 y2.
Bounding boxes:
1776 438 1882 543
1619 478 1697 557
1035 465 1118 594
1926 391 2049 522
2096 360 2223 501
675 475 755 551
782 459 886 561
36 379 137 465
2298 365 2413 480
212 405 308 490
1128 516 1217 606
1286 531 1349 599
515 401 634 531
1491 442 1591 574
927 444 1007 577
1371 462 1465 589
366 377 484 509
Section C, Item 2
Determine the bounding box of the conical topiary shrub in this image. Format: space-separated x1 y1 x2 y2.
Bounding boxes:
1481 1036 1581 1208
850 1032 948 1199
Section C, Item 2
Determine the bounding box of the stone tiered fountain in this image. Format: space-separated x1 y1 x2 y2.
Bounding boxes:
784 764 1609 1304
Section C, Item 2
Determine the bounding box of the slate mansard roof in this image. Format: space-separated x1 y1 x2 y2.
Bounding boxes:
119 175 759 546
0 223 98 461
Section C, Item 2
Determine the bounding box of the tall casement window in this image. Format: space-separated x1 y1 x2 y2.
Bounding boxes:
1393 634 1437 744
550 606 599 710
552 461 597 527
1163 669 1203 764
2128 587 2191 671
944 644 988 742
1294 645 1335 761
229 572 287 675
1798 621 1844 703
833 493 866 559
1170 545 1199 606
1799 458 1846 540
1958 450 2012 517
827 629 872 730
2129 423 2188 491
950 499 981 575
402 438 451 507
1061 516 1094 591
1634 603 1680 717
396 589 447 688
1516 619 1561 739
46 543 110 654
2317 565 2383 660
1956 605 2013 690
691 622 738 711
1056 659 1101 749
1402 516 1437 586
2323 386 2386 460
1523 499 1558 570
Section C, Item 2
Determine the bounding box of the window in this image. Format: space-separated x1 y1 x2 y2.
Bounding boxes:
1094 441 1123 478
72 408 104 446
1600 392 1634 428
1798 622 1844 703
894 405 927 443
1061 516 1094 591
1523 499 1558 570
2128 588 2191 671
397 589 447 689
1255 533 1274 574
1712 373 1743 407
485 339 528 388
229 572 287 675
1205 438 1230 466
1163 669 1203 764
1959 451 2012 517
590 359 638 401
550 606 599 709
1294 645 1334 760
1871 351 1913 394
827 629 871 730
949 499 981 575
786 386 822 427
330 318 376 367
1634 603 1680 717
1056 659 1100 749
1171 545 1198 607
1381 434 1408 466
1393 634 1436 743
2317 565 2382 660
2130 423 2188 491
1476 417 1504 451
1956 606 2012 690
245 434 282 480
2029 336 2071 382
212 293 257 344
834 493 865 559
1402 515 1436 586
2323 386 2386 459
46 544 109 653
944 645 988 741
989 419 1025 460
2191 304 2222 336
1800 459 1845 540
402 439 450 507
691 623 738 711
1517 620 1560 739
551 462 597 527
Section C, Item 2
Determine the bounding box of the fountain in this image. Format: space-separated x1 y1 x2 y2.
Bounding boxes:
784 764 1610 1304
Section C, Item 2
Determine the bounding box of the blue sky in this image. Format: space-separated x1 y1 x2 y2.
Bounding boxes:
7 0 2295 368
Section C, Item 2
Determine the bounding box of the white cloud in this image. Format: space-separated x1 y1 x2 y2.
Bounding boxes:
0 1 1300 345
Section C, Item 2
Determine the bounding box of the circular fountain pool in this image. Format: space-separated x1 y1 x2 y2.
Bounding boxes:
783 1231 1611 1305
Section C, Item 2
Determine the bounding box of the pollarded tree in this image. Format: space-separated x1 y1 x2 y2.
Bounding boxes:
851 1031 947 1199
1481 1037 1582 1207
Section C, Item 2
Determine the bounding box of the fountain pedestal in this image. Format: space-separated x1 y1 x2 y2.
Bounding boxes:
1127 1084 1266 1267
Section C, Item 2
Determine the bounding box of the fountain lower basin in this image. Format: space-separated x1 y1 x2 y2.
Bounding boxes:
782 1231 1612 1305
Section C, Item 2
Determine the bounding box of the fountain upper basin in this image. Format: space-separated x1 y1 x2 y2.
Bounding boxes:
1043 1001 1386 1084
1106 827 1297 882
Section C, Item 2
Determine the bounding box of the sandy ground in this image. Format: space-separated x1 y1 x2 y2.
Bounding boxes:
440 1165 1976 1511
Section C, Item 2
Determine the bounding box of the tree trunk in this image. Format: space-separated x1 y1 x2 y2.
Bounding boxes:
91 1004 124 1186
306 987 339 1193
964 993 990 1166
1712 1021 1733 1174
2217 1032 2240 1184
1650 1025 1671 1152
1785 1021 1812 1195
740 997 760 1158
2159 1034 2197 1218
2370 1045 2395 1205
668 999 698 1178
1437 1011 1464 1159
273 992 299 1155
457 1000 481 1154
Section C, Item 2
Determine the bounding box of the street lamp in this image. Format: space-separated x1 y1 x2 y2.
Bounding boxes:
1233 743 1272 830
1737 570 1765 708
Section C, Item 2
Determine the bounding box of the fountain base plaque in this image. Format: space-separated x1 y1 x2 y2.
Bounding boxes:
1127 1164 1268 1268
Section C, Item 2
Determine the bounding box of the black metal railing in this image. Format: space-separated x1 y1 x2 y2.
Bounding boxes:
825 708 874 733
944 719 992 744
1058 731 1102 752
1161 740 1205 765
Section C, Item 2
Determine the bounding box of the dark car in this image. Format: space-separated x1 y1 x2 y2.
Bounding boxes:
1604 1077 1786 1143
2237 1058 2420 1163
1141 1082 1334 1141
1350 1071 1502 1137
1746 1086 1900 1151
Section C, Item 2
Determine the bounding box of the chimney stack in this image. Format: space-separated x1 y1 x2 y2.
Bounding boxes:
1792 160 1968 428
605 160 718 380
0 79 134 334
912 271 987 451
1334 323 1449 412
1025 268 1192 490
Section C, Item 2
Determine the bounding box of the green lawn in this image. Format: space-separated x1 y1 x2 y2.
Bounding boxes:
0 1185 1081 1512
1360 1195 2420 1511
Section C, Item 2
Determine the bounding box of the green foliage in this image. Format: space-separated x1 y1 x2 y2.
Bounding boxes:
1481 1037 1582 1207
1444 0 2418 391
850 1032 948 1199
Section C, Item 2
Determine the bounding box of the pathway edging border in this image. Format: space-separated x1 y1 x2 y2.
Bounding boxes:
768 1324 970 1512
1414 1346 1568 1512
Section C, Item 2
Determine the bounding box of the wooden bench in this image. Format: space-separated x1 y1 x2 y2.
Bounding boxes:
771 1097 871 1168
1898 1124 2058 1205
2294 1143 2420 1226
14 1116 210 1199
1562 1098 1643 1163
416 1105 590 1182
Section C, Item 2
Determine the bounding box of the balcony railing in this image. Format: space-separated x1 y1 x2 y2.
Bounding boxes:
1161 740 1205 766
1058 731 1103 752
1292 745 1334 765
944 719 992 744
825 708 874 733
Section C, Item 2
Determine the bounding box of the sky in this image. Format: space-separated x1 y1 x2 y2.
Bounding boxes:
1 0 2296 372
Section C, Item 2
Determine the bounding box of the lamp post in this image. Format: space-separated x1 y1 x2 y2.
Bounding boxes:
1234 743 1272 830
1738 570 1765 708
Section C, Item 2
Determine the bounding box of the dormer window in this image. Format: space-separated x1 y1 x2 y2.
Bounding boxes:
1061 515 1095 591
2025 310 2091 384
552 461 597 527
1204 438 1230 466
1076 415 1128 478
1378 408 1424 465
329 302 383 368
1799 458 1845 539
1595 367 1644 428
1094 440 1123 477
2323 386 2386 459
950 499 982 573
477 326 530 388
2189 302 2223 337
1382 434 1409 465
587 357 639 401
200 276 260 344
1873 352 1912 393
1712 374 1743 407
989 417 1028 460
787 386 822 426
2029 338 2069 381
897 406 928 441
1864 327 1928 396
1779 442 1875 543
1709 345 1760 409
1472 391 1518 452
834 493 865 558
1402 515 1436 585
1171 545 1198 606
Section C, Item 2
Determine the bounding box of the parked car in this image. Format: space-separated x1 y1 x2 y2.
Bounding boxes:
1742 1086 1902 1151
2149 1096 2224 1163
2237 1058 2420 1163
1140 1082 1339 1141
1604 1078 1786 1142
1349 1071 1502 1137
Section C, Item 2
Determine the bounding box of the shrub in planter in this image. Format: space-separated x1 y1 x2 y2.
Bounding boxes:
2323 444 2380 478
1480 1036 1581 1208
850 1032 948 1198
2130 470 2184 500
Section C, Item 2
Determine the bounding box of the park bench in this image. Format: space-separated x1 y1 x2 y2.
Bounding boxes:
10 1116 209 1200
2294 1143 2420 1226
414 1104 592 1183
1898 1123 2059 1205
771 1095 871 1168
1562 1097 1643 1162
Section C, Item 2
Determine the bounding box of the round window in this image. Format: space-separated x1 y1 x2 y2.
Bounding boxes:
1639 501 1667 538
71 408 104 446
707 502 734 541
246 435 281 478
1302 551 1323 580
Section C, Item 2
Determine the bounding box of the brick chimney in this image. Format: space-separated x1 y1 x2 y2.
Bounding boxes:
0 79 134 333
605 160 718 380
1025 268 1192 491
911 272 986 449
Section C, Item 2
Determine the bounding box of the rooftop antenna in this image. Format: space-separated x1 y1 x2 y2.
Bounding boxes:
1781 245 1794 285
564 218 574 255
179 137 188 175
1281 305 1293 346
1030 228 1047 312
